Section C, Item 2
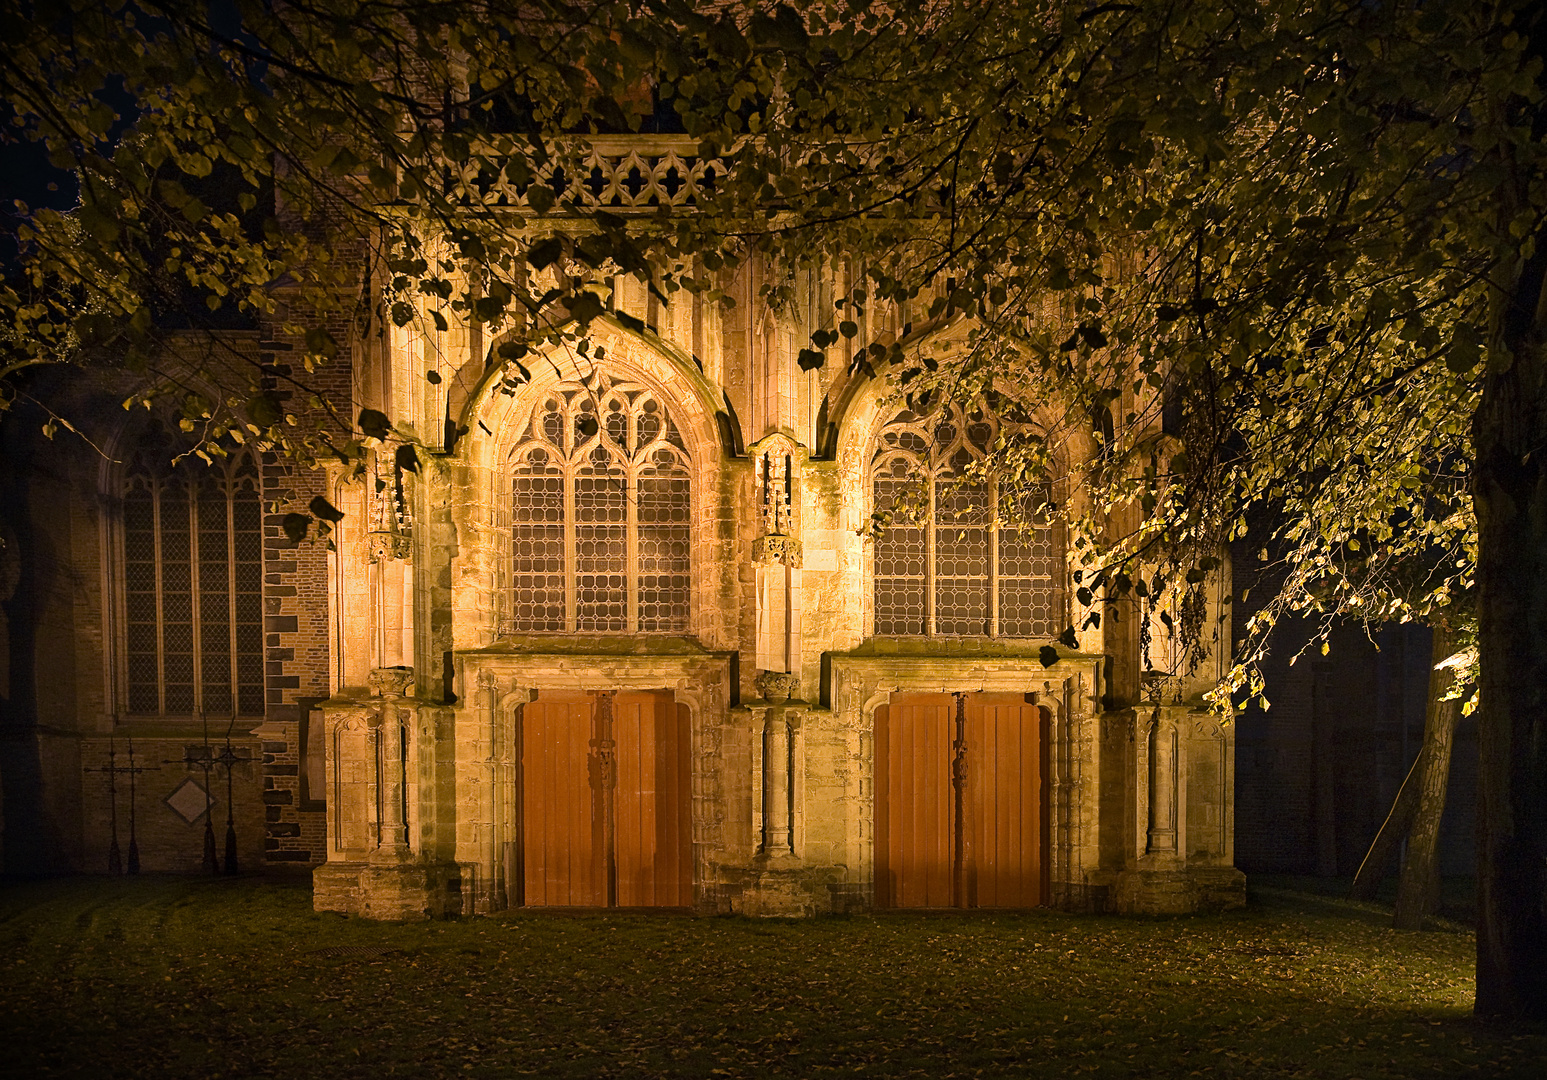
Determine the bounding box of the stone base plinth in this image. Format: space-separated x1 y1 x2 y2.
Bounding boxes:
1112 865 1247 915
736 859 842 917
1191 866 1247 911
312 858 460 920
312 862 365 914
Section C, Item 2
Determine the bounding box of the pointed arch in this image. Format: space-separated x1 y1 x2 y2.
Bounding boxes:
460 315 733 471
506 372 692 634
447 323 727 642
866 399 1065 640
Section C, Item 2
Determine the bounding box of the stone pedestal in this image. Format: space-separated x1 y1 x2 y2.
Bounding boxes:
740 863 821 917
1112 866 1199 916
312 858 461 920
311 861 365 914
357 859 458 921
1191 865 1248 911
1112 864 1246 915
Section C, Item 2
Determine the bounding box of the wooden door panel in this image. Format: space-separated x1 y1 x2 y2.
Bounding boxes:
520 690 689 909
876 692 1046 909
613 692 692 907
875 694 955 908
964 696 1044 908
521 694 603 906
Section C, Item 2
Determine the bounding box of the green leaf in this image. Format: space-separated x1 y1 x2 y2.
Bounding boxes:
308 495 345 523
282 513 311 543
1038 645 1060 668
528 237 564 269
359 409 392 440
305 327 338 358
565 291 604 325
395 443 420 474
245 392 283 428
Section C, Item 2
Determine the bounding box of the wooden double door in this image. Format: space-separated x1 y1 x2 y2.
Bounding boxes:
517 690 692 908
875 692 1049 908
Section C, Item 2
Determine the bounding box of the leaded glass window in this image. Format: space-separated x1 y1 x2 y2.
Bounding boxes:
122 451 264 715
508 377 691 634
871 403 1062 638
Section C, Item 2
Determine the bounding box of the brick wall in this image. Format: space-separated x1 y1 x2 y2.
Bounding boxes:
77 734 266 875
254 307 356 867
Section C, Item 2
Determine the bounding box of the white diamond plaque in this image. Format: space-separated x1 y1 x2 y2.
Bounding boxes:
164 778 210 823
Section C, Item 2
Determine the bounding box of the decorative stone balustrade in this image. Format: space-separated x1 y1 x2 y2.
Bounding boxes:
452 137 726 211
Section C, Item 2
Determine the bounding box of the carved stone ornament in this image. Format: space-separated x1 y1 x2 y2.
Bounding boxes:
1100 713 1134 743
327 705 379 734
751 534 803 568
368 666 416 698
367 530 412 563
755 670 800 702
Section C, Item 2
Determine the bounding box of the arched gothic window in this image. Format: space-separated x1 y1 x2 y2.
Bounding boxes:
871 402 1062 638
122 450 264 715
508 376 691 633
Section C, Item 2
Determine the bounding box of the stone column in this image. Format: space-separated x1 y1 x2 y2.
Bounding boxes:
354 664 456 919
368 666 415 855
479 666 501 910
760 706 795 859
1145 708 1179 857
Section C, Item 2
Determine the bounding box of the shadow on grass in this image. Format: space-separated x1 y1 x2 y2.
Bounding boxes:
0 875 1541 1079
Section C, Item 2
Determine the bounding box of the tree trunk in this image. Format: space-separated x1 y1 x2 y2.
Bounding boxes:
1392 622 1460 930
1472 222 1547 1021
1349 748 1425 902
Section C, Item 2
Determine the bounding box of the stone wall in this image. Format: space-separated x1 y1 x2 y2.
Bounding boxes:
76 732 265 874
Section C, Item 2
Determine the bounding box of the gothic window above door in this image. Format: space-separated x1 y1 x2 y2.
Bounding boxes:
871 401 1063 639
507 375 691 634
120 449 264 717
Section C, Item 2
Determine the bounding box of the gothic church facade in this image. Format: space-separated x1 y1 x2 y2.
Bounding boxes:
1 145 1244 919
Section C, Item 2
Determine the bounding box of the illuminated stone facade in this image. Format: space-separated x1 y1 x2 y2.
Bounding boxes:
1 153 1242 913
305 256 1245 919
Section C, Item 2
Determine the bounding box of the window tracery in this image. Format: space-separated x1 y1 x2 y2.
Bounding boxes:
871 402 1062 638
121 450 264 715
507 375 691 634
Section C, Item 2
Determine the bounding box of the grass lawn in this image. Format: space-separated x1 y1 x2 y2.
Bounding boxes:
1 876 1543 1078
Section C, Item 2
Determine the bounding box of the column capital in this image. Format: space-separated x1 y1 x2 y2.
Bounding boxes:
369 666 416 698
755 669 800 702
751 534 803 568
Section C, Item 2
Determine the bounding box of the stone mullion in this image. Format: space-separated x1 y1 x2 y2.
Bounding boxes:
988 480 1000 638
563 462 577 633
625 466 639 633
152 479 167 715
924 476 937 637
187 483 205 715
225 473 240 712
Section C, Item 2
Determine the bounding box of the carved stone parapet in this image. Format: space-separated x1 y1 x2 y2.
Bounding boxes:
751 534 803 568
755 670 799 702
367 530 412 562
368 666 416 698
